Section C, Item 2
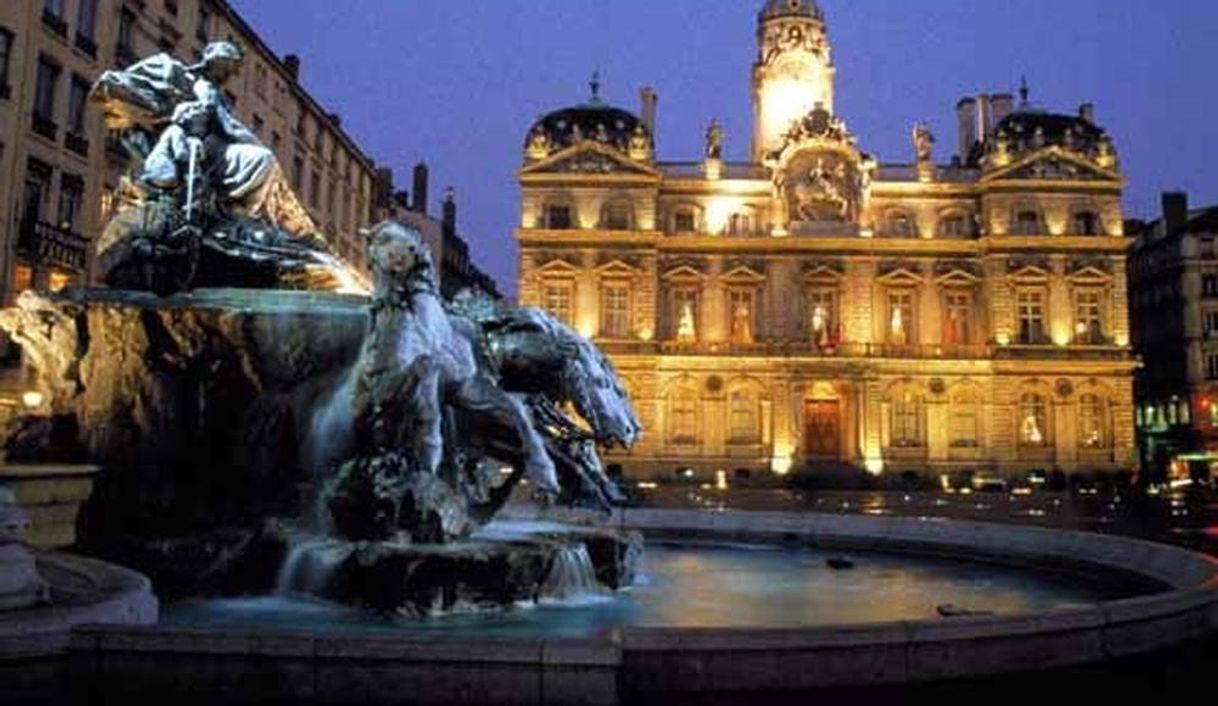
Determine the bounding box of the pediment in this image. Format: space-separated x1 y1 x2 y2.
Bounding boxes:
985 147 1120 183
520 142 660 178
1065 266 1112 284
801 261 845 282
722 264 766 284
661 264 708 281
876 260 924 285
534 255 581 274
934 269 981 287
595 258 641 276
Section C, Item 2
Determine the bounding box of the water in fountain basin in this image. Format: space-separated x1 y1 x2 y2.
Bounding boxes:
538 542 608 604
276 536 353 596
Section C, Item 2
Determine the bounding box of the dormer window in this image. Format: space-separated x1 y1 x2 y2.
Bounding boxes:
1012 209 1042 235
545 203 573 230
601 201 633 230
1071 210 1101 236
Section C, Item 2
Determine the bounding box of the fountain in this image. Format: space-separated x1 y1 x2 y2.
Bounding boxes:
3 42 1218 704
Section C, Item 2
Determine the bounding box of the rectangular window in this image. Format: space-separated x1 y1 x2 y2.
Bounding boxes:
1019 394 1049 447
164 0 179 16
543 283 573 325
949 405 978 447
806 287 837 347
1013 210 1041 235
117 9 136 54
673 211 696 233
672 288 699 341
67 75 89 135
309 170 320 208
291 156 303 191
1017 290 1047 344
22 161 53 224
1204 276 1218 298
602 202 631 230
1205 311 1218 338
727 288 755 344
252 114 264 135
943 291 972 345
891 397 923 447
887 290 915 345
1208 355 1218 381
668 394 698 445
940 215 970 238
1073 290 1104 344
0 30 14 96
76 0 99 40
34 56 60 122
599 283 630 338
57 174 83 230
197 3 212 42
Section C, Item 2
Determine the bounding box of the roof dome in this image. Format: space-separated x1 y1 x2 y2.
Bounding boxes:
524 98 651 158
759 0 824 23
994 110 1105 148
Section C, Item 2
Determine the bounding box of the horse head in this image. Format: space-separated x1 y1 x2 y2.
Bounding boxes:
561 335 641 449
363 221 437 303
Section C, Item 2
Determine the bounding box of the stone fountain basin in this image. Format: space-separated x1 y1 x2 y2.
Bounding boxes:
66 508 1218 701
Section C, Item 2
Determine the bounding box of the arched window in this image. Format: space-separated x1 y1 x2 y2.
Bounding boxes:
727 388 762 445
938 213 975 238
1018 393 1051 447
600 200 634 230
890 389 925 448
1078 394 1110 449
949 390 980 448
666 386 699 445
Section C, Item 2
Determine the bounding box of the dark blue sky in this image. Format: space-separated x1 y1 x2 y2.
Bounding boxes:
231 0 1218 298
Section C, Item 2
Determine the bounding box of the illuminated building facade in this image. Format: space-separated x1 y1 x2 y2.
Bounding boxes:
515 0 1134 480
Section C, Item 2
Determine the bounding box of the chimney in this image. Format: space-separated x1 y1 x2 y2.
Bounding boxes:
976 94 992 143
411 162 429 214
442 187 456 238
956 97 977 160
1078 102 1095 124
1163 191 1189 236
990 93 1014 125
283 54 301 81
639 86 658 135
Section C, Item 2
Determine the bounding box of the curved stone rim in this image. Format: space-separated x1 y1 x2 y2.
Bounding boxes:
62 509 1218 695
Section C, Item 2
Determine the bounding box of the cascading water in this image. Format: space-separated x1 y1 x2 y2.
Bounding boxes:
538 542 607 603
275 536 353 596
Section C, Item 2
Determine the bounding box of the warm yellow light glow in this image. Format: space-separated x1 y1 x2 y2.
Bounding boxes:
21 391 44 409
715 469 728 491
757 72 830 155
1053 331 1070 347
704 197 744 236
770 455 793 475
864 456 884 476
996 332 1011 346
637 327 654 342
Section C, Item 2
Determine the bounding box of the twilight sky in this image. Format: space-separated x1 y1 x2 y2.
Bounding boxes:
231 0 1218 298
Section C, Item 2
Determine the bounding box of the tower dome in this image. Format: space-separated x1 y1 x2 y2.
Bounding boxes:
759 0 824 23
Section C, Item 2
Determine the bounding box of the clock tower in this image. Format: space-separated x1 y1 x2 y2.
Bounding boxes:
752 0 836 161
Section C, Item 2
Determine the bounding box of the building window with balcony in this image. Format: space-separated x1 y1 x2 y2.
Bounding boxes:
1078 394 1109 449
42 0 67 37
1073 290 1105 344
728 288 756 344
728 211 756 236
805 287 837 348
22 160 53 226
727 388 761 445
943 290 972 345
543 202 573 230
1018 393 1050 447
1204 311 1218 339
600 200 632 230
542 282 573 325
1071 210 1101 236
75 0 99 56
949 390 980 448
671 288 699 342
890 391 925 448
33 56 61 140
1017 289 1047 344
599 282 630 338
1207 355 1218 381
1204 275 1218 298
1011 208 1043 235
65 75 89 155
887 289 915 345
57 174 83 231
309 170 320 208
0 29 15 99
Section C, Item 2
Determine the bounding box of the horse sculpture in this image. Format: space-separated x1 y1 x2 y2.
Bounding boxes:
325 222 639 543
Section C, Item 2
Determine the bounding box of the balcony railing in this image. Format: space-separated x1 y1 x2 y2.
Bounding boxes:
41 10 68 38
17 219 88 272
65 131 89 157
31 112 57 141
597 339 1131 361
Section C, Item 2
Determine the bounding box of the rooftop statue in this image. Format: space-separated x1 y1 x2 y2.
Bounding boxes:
91 42 363 295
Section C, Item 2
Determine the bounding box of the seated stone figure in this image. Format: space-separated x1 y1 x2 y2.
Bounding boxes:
91 42 359 294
